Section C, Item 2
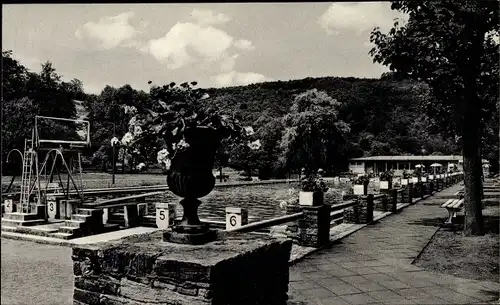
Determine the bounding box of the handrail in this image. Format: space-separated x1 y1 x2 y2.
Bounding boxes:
3 178 299 198
225 212 303 233
82 191 166 208
329 200 357 212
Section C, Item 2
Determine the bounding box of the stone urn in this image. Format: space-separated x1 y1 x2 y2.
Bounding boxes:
163 127 220 244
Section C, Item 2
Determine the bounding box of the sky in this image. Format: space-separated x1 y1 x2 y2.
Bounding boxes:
3 3 406 94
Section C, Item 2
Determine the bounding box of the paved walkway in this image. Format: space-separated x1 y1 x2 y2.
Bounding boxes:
288 184 500 305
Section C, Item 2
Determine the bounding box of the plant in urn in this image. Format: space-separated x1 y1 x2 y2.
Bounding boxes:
120 81 249 244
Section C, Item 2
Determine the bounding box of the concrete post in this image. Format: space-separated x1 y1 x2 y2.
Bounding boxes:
391 189 398 213
366 194 374 223
299 205 331 248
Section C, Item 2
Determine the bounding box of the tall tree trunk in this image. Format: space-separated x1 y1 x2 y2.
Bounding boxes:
462 99 484 236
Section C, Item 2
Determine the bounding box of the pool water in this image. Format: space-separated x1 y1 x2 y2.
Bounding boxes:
156 181 352 223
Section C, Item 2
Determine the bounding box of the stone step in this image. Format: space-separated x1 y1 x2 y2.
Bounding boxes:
108 212 124 219
65 220 85 228
1 225 18 233
3 212 40 221
51 232 74 240
140 215 156 227
59 226 80 234
77 208 101 216
1 224 60 237
71 214 91 222
101 223 121 233
1 218 46 227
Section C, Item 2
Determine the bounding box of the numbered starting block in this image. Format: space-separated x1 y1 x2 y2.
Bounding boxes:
4 198 15 214
156 203 176 229
47 196 58 220
225 207 248 230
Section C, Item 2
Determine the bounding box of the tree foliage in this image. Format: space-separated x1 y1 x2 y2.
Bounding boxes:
369 0 499 235
2 51 81 159
279 89 350 174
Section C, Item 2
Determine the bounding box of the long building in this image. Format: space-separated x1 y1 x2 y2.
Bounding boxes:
348 155 485 176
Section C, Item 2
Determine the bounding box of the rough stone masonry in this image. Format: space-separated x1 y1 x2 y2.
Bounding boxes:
72 231 292 305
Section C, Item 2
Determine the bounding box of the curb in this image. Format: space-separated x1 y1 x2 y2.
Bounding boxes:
1 231 72 247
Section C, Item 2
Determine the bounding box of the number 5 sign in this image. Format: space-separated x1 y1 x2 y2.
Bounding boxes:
225 207 248 230
156 203 176 229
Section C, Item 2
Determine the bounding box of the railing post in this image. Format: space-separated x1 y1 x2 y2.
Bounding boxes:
391 189 398 213
285 204 302 243
408 183 414 204
366 194 374 223
299 205 331 248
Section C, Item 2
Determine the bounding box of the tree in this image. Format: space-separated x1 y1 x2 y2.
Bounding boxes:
369 0 499 235
279 89 350 175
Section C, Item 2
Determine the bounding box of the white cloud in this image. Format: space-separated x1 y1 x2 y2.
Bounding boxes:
318 3 406 36
234 39 255 51
190 8 231 26
213 71 274 87
75 12 139 49
219 53 240 72
145 22 234 69
142 9 257 77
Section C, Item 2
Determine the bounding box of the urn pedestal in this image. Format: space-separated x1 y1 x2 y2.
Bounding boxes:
299 191 324 206
353 184 368 195
163 127 220 245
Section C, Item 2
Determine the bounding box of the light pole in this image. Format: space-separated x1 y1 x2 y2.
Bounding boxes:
421 147 427 174
112 123 116 185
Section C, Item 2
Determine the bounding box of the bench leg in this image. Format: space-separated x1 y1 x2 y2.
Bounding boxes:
445 208 454 224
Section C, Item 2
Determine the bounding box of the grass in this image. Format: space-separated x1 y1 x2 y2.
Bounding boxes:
414 205 500 283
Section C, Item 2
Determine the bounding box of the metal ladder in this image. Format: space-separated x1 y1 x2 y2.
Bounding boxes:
20 139 35 213
19 130 40 214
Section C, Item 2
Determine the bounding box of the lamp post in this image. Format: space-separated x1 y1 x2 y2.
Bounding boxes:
421 147 427 173
112 123 116 185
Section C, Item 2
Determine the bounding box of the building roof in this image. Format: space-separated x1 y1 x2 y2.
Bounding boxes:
349 155 463 162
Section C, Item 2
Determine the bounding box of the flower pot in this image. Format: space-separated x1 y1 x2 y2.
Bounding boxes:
164 127 220 244
412 177 419 184
421 177 427 182
401 178 409 185
380 180 392 190
429 175 434 180
299 191 324 206
353 184 367 195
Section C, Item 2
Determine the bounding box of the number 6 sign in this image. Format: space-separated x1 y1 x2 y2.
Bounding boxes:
225 207 248 230
156 203 176 229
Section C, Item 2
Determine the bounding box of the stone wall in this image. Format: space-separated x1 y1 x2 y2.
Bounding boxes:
72 231 292 305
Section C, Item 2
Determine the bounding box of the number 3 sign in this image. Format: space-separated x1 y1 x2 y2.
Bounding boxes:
156 203 176 229
47 196 57 220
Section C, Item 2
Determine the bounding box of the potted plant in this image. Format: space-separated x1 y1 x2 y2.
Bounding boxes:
352 174 370 195
401 170 411 185
412 167 422 184
299 169 329 206
121 81 256 243
379 170 393 190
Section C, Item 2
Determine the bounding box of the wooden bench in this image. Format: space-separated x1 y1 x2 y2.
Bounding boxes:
441 198 464 224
